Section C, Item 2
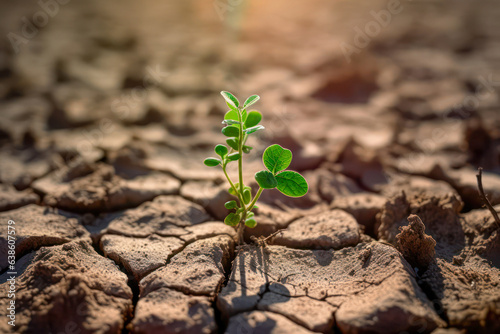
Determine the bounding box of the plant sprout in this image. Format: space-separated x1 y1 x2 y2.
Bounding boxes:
204 91 308 244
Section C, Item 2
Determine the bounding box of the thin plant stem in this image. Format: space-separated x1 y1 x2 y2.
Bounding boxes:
236 187 263 244
237 109 245 199
248 187 263 211
236 107 247 244
223 165 243 205
476 167 500 229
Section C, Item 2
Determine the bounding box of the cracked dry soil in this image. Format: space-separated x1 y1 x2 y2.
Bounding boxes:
1 0 500 333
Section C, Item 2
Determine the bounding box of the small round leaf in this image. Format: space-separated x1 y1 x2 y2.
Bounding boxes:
226 138 239 150
245 218 257 228
276 171 308 197
228 183 239 196
215 144 228 157
224 200 237 209
227 153 241 161
204 158 221 167
243 188 251 204
242 145 253 154
224 212 240 226
255 170 278 189
245 111 262 128
222 126 240 137
263 144 292 174
224 109 239 121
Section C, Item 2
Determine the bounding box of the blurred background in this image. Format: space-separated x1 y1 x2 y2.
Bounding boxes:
0 0 499 213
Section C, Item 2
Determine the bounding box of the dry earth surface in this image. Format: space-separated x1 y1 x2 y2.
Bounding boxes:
0 0 500 333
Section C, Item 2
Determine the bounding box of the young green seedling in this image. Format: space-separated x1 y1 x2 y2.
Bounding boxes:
204 91 308 244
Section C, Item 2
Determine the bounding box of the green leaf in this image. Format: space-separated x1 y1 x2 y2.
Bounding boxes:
221 91 239 109
204 158 221 167
228 183 239 196
224 212 240 226
222 126 240 137
227 153 241 161
244 125 265 135
245 218 257 228
243 95 260 108
215 144 228 157
243 188 251 204
222 119 240 126
245 111 262 128
276 171 308 197
224 109 239 121
226 138 239 150
263 144 292 174
226 102 238 111
242 145 253 154
247 212 254 219
224 200 237 209
255 170 278 189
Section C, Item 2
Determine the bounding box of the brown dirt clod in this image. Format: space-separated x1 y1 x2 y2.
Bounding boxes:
396 214 436 270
